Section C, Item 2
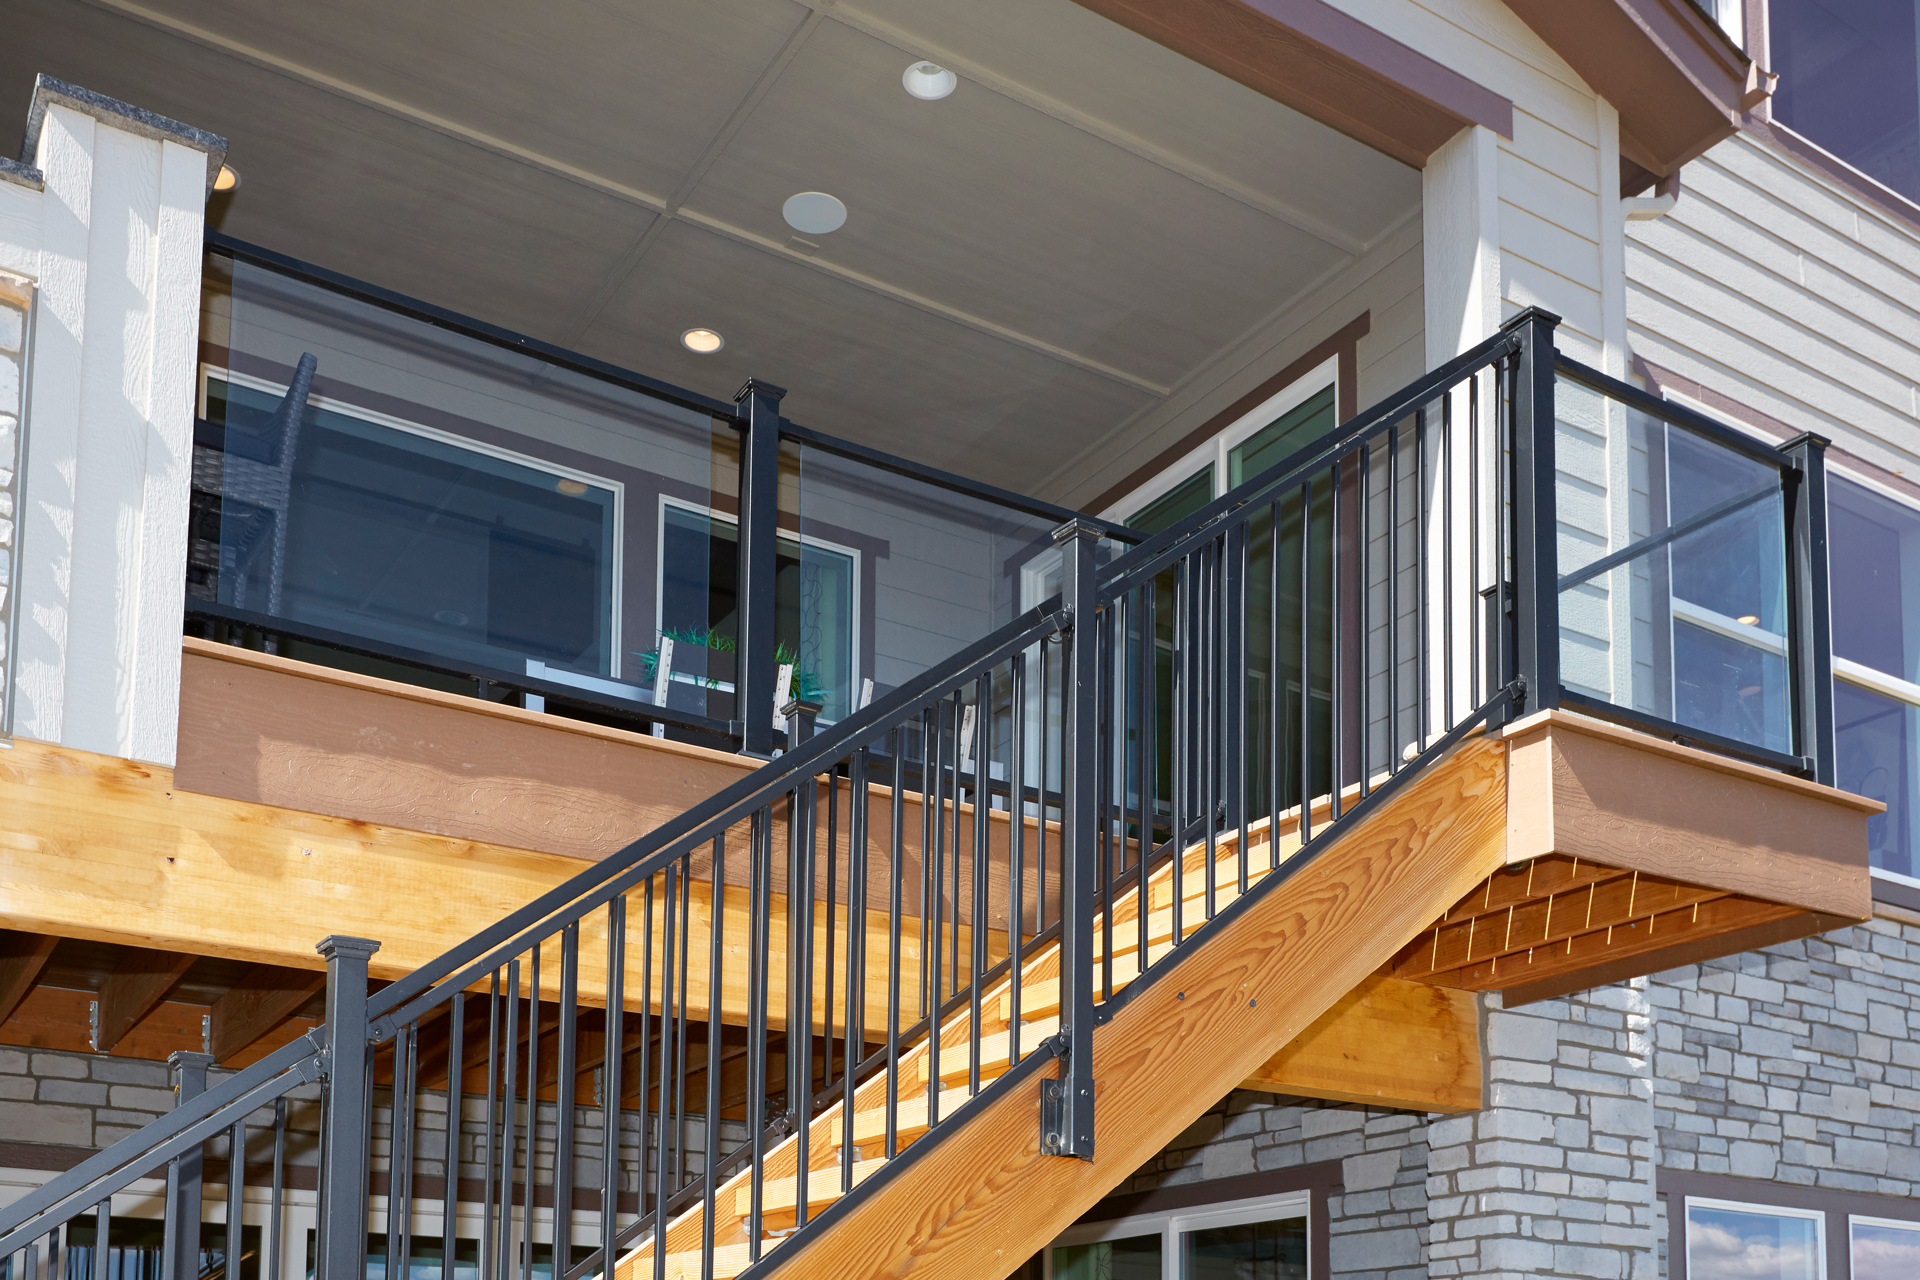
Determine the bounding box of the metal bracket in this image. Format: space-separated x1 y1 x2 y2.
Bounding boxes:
1047 608 1072 640
303 1030 332 1081
367 1014 397 1045
1040 1078 1066 1155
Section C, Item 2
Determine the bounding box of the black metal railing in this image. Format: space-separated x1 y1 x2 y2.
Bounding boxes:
191 234 1137 754
5 309 1837 1280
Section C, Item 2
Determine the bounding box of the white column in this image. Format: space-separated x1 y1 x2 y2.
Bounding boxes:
1424 125 1502 366
7 81 219 765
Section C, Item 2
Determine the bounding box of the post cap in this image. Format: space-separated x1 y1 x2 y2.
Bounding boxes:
1051 516 1105 545
781 697 825 717
1779 430 1831 454
316 936 381 962
1499 306 1563 334
734 378 789 404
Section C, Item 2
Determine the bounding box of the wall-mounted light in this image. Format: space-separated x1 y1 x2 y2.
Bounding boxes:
681 327 725 354
783 191 847 235
903 61 957 100
213 164 241 192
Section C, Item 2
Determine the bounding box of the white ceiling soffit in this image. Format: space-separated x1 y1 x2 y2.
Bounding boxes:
13 0 1421 491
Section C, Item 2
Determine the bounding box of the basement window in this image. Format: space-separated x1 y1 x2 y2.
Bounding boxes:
1042 1190 1310 1279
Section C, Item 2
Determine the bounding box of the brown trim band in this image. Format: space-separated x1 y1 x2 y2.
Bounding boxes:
1074 1158 1342 1280
1658 1166 1920 1280
1069 0 1510 167
1088 311 1368 516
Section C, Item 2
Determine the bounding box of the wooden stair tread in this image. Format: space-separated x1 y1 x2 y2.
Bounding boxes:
739 1157 888 1217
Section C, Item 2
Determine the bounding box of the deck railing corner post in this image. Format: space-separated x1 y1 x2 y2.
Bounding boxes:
736 378 789 758
1500 307 1563 717
162 1051 216 1280
315 935 380 1280
1047 517 1101 1160
1783 431 1836 785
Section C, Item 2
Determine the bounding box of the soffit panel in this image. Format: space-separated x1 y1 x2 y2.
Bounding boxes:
89 0 811 197
581 218 1157 485
839 0 1420 233
0 0 648 340
684 19 1358 388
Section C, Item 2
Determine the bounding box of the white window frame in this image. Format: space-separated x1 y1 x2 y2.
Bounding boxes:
1102 358 1338 526
654 495 863 721
1849 1212 1920 1278
1683 1195 1827 1280
198 364 629 677
1042 1188 1312 1280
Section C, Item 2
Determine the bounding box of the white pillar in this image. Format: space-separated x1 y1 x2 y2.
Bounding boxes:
4 78 222 766
1424 124 1502 366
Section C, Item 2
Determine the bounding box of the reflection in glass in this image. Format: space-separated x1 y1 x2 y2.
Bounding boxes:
1836 680 1920 879
1686 1204 1820 1280
1183 1215 1308 1279
1830 476 1920 685
1051 1234 1163 1279
207 376 619 677
1131 467 1216 536
1555 382 1789 753
1772 0 1920 205
1852 1218 1920 1280
1229 385 1337 488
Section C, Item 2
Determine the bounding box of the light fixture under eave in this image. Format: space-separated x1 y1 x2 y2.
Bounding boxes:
681 327 725 354
903 61 957 100
783 191 847 235
1737 615 1761 626
213 163 240 192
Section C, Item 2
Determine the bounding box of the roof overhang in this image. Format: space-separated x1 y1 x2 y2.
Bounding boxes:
1502 0 1756 189
1074 0 1753 190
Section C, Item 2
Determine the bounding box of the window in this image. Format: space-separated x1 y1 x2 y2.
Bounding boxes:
1684 1198 1824 1280
1770 0 1920 206
1043 1192 1310 1280
1106 364 1338 534
655 500 859 723
1830 475 1920 887
1851 1216 1920 1280
201 369 622 679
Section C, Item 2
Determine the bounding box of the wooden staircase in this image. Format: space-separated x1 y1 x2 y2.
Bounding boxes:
616 732 1512 1280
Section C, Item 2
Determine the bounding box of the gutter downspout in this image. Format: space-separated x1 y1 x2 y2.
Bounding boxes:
1624 170 1681 221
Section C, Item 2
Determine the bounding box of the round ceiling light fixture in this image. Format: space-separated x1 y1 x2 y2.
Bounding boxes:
902 60 957 100
681 327 725 354
213 163 241 192
782 191 848 235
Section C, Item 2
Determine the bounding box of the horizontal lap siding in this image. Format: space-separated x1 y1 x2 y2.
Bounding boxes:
1627 134 1920 479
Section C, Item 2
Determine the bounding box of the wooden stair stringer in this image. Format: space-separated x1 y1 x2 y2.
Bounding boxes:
753 731 1511 1280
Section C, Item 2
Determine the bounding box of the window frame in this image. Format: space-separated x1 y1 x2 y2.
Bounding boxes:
197 363 629 677
1847 1213 1920 1280
654 494 864 723
1102 357 1339 528
1682 1194 1828 1280
1660 386 1920 901
1042 1188 1313 1280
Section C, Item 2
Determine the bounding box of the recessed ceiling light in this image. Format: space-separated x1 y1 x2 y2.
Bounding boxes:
681 327 725 354
213 163 241 192
1737 615 1760 626
902 61 957 101
782 191 847 235
556 479 589 496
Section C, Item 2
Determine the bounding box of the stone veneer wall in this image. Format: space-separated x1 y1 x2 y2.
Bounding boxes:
1039 913 1920 1280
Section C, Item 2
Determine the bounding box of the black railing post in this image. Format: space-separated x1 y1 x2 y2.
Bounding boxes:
1502 307 1563 716
162 1051 214 1280
736 379 789 758
1045 518 1099 1160
315 935 379 1280
1783 432 1836 785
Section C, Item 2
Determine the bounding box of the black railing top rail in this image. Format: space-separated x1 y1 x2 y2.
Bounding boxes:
365 599 1063 1029
187 597 739 743
1100 325 1524 590
206 232 1139 546
1552 353 1802 470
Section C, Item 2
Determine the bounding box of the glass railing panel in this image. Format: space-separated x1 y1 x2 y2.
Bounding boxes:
1554 375 1792 755
194 250 738 725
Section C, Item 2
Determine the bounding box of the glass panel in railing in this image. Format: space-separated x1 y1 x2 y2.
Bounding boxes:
194 253 735 724
1555 378 1790 754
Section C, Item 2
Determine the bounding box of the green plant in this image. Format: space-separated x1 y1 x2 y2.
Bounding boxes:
634 627 824 702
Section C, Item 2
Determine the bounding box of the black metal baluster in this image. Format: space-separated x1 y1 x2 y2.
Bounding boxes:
1298 481 1312 845
650 865 677 1280
600 899 625 1280
497 961 518 1280
843 742 869 1192
481 973 501 1280
1416 404 1430 755
393 1028 417 1280
1443 390 1455 732
971 673 991 1091
885 727 905 1161
441 995 462 1280
520 948 539 1280
1267 505 1282 866
699 839 720 1280
270 1097 286 1280
1331 456 1344 823
1387 423 1400 773
554 927 579 1276
1359 444 1372 799
745 812 770 1264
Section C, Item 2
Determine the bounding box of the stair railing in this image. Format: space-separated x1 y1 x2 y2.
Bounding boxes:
0 311 1566 1280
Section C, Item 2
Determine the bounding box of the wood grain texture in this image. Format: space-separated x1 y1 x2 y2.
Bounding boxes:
1504 711 1875 919
1239 975 1480 1113
175 639 757 862
750 734 1510 1280
209 965 325 1063
0 933 58 1026
96 949 196 1052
